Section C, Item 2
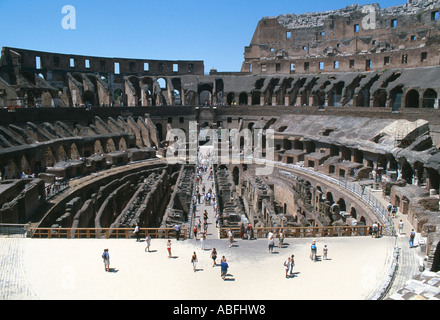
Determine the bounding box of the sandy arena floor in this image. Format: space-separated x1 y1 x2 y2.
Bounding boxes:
21 235 396 300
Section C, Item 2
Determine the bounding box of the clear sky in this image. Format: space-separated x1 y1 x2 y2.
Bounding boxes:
0 0 406 72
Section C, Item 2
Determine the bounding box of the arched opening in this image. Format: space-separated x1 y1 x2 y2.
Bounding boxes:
94 140 104 154
70 143 80 160
157 78 166 89
340 146 351 161
350 207 357 219
401 160 413 184
373 89 387 107
106 139 116 153
113 89 123 106
185 91 196 105
82 90 95 106
353 149 363 164
331 82 344 106
423 89 437 108
20 155 31 175
252 91 261 105
45 147 57 167
227 93 235 105
405 89 419 108
198 83 213 106
337 198 346 212
390 86 403 111
173 90 181 105
199 90 211 106
58 145 68 161
6 161 20 179
118 138 127 151
239 92 248 105
326 192 334 205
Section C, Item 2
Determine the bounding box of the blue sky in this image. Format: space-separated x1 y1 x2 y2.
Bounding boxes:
0 0 405 72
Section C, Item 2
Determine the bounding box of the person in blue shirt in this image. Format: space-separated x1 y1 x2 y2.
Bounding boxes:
221 257 229 280
310 241 317 261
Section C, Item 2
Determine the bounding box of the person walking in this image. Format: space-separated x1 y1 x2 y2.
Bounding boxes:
211 248 218 267
191 252 198 272
323 245 328 260
290 254 295 275
310 240 317 261
193 226 198 240
247 223 253 240
268 232 275 253
174 223 181 241
221 258 229 280
240 223 245 240
284 257 291 278
278 228 285 248
167 239 172 258
133 224 140 242
398 220 404 235
409 229 416 248
228 228 234 248
201 233 206 250
102 249 110 272
145 234 152 252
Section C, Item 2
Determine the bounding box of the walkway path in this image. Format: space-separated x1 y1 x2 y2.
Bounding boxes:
192 146 220 241
366 188 424 298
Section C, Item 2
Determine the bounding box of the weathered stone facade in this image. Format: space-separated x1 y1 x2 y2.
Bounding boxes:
242 0 440 75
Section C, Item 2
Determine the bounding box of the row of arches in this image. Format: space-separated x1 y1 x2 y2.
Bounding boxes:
0 136 130 180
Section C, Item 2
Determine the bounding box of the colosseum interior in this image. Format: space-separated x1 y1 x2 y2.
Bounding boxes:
0 0 439 286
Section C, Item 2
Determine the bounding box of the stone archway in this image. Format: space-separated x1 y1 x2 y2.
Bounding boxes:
405 89 419 108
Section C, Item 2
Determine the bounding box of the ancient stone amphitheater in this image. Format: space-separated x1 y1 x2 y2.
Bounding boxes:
0 0 439 291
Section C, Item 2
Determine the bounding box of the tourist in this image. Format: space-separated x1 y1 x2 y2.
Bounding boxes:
278 228 285 248
290 254 295 275
173 223 181 241
215 212 220 228
372 222 378 238
211 248 217 267
193 226 198 240
247 223 253 240
284 257 291 278
240 223 245 239
228 228 234 248
191 252 198 272
409 229 416 248
102 249 110 272
221 258 229 280
167 239 172 258
268 233 275 253
201 233 206 250
398 220 404 235
133 223 140 242
323 245 328 260
392 206 398 217
310 240 317 261
145 234 151 252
